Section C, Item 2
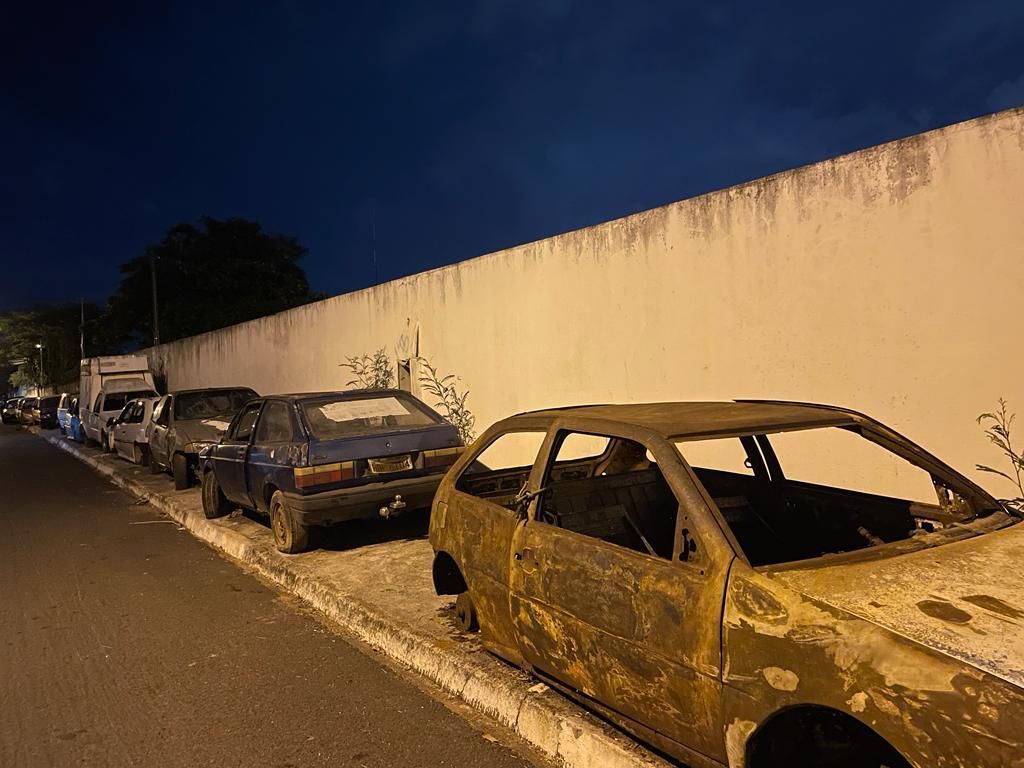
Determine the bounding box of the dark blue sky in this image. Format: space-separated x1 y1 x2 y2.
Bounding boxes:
3 1 1023 311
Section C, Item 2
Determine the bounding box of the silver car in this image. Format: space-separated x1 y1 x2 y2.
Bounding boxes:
147 387 258 490
107 397 160 465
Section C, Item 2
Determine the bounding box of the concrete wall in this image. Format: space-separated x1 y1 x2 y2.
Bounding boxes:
146 108 1024 500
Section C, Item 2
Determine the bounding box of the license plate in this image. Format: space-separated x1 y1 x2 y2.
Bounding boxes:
368 455 413 474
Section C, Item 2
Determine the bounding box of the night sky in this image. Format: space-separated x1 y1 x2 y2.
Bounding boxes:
3 1 1023 311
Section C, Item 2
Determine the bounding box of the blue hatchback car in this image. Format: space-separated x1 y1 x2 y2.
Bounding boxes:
199 389 465 553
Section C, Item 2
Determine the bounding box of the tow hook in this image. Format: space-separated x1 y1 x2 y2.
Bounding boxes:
379 494 406 519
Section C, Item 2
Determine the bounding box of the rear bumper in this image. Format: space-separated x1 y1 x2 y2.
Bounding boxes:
282 474 444 525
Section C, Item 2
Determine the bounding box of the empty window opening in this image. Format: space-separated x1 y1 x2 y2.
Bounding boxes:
456 431 547 509
539 433 679 560
676 426 986 567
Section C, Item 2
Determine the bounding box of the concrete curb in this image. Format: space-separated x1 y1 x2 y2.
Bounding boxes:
43 433 670 768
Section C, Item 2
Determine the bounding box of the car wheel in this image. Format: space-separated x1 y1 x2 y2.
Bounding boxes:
149 452 162 474
138 445 150 467
269 491 309 554
201 470 232 519
100 431 111 452
172 453 191 490
455 591 479 632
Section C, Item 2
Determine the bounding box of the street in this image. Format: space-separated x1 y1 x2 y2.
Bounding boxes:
0 427 539 768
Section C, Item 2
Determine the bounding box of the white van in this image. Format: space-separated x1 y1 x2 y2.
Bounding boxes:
80 356 157 448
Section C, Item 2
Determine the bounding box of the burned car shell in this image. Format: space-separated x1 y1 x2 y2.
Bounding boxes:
428 401 1023 768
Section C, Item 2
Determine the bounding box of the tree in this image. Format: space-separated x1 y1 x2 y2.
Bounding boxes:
0 302 109 392
106 217 322 345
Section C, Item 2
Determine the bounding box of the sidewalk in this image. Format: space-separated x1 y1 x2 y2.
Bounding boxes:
41 431 671 768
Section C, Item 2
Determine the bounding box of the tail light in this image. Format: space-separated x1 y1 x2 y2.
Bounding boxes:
422 446 464 469
294 461 355 489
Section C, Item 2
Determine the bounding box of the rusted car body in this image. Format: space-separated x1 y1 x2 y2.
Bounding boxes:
428 401 1022 768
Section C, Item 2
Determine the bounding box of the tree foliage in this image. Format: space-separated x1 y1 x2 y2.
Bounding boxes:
0 302 110 392
107 217 321 345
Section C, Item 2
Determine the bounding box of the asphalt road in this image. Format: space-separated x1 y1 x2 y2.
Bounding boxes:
0 427 537 768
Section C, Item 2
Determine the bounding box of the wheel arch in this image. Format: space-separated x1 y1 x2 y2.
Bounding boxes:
744 703 911 768
432 551 468 596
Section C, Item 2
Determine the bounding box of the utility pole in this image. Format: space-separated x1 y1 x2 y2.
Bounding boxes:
35 343 44 395
150 248 160 346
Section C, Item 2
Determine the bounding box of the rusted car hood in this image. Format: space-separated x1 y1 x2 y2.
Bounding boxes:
772 521 1024 689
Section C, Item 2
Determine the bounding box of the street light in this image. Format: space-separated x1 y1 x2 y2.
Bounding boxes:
35 343 44 395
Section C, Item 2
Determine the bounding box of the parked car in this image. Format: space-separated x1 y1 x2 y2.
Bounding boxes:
38 395 61 429
429 400 1022 768
83 384 159 449
2 398 21 424
106 397 159 464
19 397 38 425
200 389 464 553
67 397 83 442
56 393 72 434
147 387 258 490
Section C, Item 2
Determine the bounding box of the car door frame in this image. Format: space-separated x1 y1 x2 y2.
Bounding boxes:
245 398 302 514
508 416 736 765
113 400 140 457
210 399 264 508
435 417 555 665
148 395 173 468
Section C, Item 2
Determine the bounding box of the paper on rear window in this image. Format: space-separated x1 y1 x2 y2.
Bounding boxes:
302 395 439 440
319 397 410 422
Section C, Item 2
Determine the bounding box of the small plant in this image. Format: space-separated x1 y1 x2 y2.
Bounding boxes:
341 348 394 389
976 399 1024 511
417 357 476 444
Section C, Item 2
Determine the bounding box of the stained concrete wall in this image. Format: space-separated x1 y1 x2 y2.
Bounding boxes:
146 108 1024 499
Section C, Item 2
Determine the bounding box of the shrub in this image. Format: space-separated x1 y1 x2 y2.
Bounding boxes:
341 348 394 389
977 399 1024 511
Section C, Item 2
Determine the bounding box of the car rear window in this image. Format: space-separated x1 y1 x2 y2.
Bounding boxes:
103 391 156 412
301 395 439 440
40 396 61 407
174 390 255 420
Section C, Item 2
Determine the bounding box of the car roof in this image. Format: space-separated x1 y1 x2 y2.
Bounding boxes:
515 400 860 439
170 387 257 396
269 389 416 402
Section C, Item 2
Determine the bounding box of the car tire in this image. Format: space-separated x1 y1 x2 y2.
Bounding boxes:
172 453 191 490
201 470 232 519
269 491 309 554
149 453 162 474
138 445 150 468
455 591 479 632
100 431 111 452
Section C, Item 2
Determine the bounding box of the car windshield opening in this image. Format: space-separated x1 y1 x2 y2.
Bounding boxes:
301 395 439 440
676 425 1003 567
103 391 155 412
174 390 254 420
